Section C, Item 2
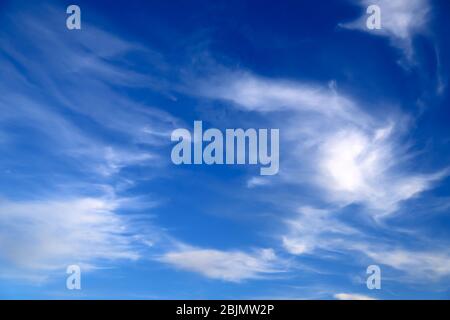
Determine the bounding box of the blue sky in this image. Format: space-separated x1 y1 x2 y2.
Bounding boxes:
0 0 449 299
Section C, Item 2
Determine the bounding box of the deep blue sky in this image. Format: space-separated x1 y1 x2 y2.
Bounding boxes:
0 0 449 299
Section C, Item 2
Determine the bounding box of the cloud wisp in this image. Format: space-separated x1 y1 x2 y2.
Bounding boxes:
0 196 140 276
340 0 431 62
158 246 283 282
334 293 376 300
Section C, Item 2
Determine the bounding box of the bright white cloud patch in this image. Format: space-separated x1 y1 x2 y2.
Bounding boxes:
159 247 281 282
334 293 376 300
0 197 140 273
317 126 448 214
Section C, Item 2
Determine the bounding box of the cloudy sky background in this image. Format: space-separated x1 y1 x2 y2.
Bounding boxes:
0 0 449 299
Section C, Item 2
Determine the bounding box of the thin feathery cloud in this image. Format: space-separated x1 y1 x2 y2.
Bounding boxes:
281 208 450 282
334 293 376 300
0 196 141 273
0 5 179 151
158 246 283 282
282 206 358 255
340 0 431 62
247 177 272 188
194 71 364 123
363 246 450 281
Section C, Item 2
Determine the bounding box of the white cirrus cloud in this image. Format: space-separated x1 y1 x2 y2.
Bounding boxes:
0 196 143 275
194 71 363 123
363 247 450 281
158 246 283 282
282 206 358 255
334 293 376 300
316 125 448 215
340 0 431 61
